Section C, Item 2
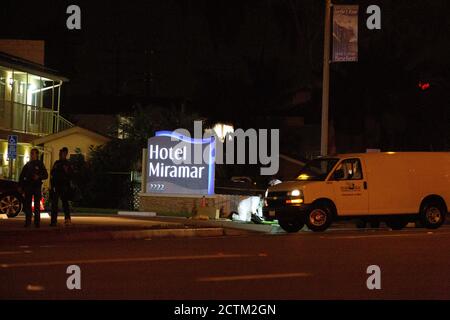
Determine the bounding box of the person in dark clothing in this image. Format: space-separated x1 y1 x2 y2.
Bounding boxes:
19 148 48 228
50 147 73 226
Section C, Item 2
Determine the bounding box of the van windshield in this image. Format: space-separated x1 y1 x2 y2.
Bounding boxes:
296 158 339 181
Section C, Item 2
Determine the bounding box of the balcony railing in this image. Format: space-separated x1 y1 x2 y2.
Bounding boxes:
0 100 74 136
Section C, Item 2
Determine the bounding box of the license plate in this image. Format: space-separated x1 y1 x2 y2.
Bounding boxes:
269 210 276 217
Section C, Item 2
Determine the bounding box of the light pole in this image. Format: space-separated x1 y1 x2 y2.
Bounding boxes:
321 0 332 156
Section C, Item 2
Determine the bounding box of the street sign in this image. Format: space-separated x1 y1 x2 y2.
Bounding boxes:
7 135 18 160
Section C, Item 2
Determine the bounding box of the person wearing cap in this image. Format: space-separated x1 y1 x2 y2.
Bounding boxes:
19 148 48 228
50 147 73 226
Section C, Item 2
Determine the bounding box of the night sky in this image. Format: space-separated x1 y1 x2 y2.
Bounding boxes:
1 0 449 152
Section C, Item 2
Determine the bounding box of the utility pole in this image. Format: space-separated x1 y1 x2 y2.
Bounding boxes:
321 0 332 156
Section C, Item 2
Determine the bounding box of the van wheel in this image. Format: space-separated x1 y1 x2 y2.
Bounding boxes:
385 217 408 230
278 219 304 233
305 203 333 232
420 201 446 229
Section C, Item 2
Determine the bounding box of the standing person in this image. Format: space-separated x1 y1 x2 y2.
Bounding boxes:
19 148 48 228
50 147 73 226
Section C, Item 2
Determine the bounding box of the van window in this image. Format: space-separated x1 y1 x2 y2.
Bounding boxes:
297 158 339 181
332 158 363 180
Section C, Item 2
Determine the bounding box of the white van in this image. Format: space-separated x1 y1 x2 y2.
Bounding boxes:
263 152 450 232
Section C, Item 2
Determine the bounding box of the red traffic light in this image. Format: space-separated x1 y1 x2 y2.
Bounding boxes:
418 82 431 91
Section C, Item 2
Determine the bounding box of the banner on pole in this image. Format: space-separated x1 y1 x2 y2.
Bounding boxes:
332 5 358 62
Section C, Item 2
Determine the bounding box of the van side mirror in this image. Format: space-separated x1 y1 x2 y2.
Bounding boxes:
333 169 345 180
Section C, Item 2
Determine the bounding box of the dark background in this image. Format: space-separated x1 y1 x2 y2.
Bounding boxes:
1 0 449 154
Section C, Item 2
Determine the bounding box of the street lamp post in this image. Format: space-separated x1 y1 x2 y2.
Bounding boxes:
321 0 332 156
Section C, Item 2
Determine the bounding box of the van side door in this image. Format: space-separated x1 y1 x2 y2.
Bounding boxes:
330 158 369 216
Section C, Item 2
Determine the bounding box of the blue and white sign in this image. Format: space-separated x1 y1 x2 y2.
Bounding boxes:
147 131 215 195
7 135 18 160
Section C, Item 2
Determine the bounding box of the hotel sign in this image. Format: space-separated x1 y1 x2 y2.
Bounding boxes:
146 131 215 195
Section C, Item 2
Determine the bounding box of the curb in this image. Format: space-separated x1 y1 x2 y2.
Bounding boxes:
145 216 276 234
199 220 275 233
63 227 225 241
0 227 226 244
118 211 157 217
16 212 51 218
108 227 224 240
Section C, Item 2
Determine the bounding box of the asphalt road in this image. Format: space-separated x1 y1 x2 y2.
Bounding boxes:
1 225 450 299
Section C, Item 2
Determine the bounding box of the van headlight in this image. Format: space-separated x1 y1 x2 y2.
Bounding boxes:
286 189 304 205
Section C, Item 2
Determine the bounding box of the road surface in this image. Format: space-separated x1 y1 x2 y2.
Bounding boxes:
1 224 450 299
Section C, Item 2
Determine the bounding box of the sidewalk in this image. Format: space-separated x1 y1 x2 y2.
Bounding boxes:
124 214 360 233
124 213 448 233
143 215 282 233
0 215 229 244
3 212 446 245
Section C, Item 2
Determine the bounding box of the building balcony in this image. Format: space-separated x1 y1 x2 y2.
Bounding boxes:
0 99 73 136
